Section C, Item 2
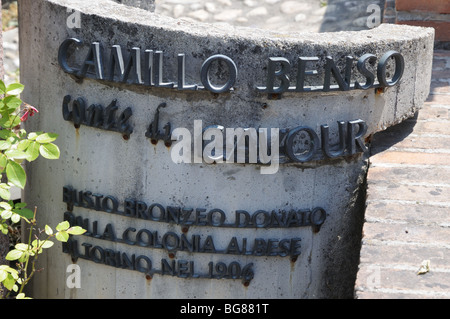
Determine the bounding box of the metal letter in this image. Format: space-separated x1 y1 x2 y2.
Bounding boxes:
144 49 154 86
122 47 143 84
200 54 237 93
355 53 377 90
62 95 73 121
154 51 174 88
296 57 319 91
177 53 197 90
78 42 105 80
86 104 104 128
347 119 368 154
321 121 346 158
324 56 354 91
285 126 320 163
72 97 86 127
58 38 82 74
107 45 125 82
377 50 405 87
264 57 291 94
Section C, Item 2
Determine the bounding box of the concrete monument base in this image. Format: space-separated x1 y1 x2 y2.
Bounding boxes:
19 0 433 298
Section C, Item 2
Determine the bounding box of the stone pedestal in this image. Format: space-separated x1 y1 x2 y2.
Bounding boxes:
19 0 434 299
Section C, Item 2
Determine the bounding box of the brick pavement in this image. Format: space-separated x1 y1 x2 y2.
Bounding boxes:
354 50 450 299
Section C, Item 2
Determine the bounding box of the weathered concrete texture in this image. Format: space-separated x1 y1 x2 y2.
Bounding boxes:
26 0 434 133
19 0 434 299
355 50 450 299
110 0 155 12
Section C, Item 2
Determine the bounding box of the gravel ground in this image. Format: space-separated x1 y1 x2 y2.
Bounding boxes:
155 0 384 33
2 0 19 84
3 27 19 84
1 0 384 84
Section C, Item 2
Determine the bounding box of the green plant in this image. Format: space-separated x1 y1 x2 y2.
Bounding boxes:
0 81 85 298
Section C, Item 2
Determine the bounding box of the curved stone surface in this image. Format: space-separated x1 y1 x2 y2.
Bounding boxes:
19 0 434 299
110 0 155 12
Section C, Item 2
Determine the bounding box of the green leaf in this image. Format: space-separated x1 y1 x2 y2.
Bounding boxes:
6 160 26 189
45 225 53 235
0 201 12 210
0 80 6 94
27 132 40 141
6 249 23 261
0 188 11 201
6 83 24 95
0 154 8 171
56 221 70 231
1 210 12 219
0 269 6 282
11 213 20 224
17 139 31 151
67 226 86 235
5 149 29 160
14 202 26 209
0 140 12 150
18 252 29 263
36 132 58 144
41 240 54 249
0 265 18 278
0 114 21 128
0 117 8 128
39 143 60 159
56 230 69 242
3 96 22 111
15 243 29 251
32 239 54 249
26 141 40 161
0 129 14 139
13 208 34 219
2 274 16 290
0 182 10 190
11 116 22 127
0 267 17 283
